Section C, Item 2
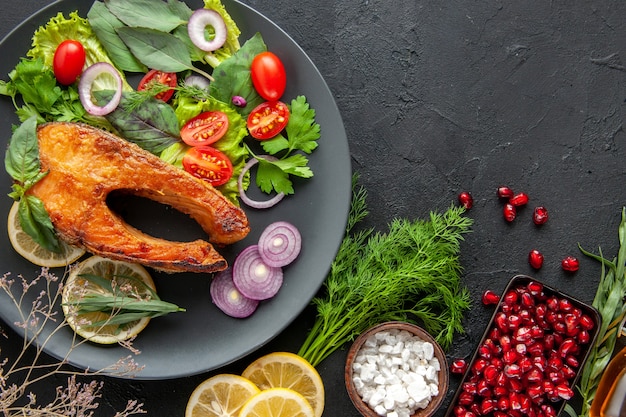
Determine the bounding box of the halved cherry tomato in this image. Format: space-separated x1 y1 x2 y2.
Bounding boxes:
180 111 229 147
138 69 177 102
182 146 233 187
247 101 290 140
250 51 287 101
53 40 86 85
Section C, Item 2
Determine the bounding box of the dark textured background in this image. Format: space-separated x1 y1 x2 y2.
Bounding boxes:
1 1 625 416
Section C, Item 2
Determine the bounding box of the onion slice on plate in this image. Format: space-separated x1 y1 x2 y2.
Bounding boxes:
78 62 123 116
188 9 227 52
238 156 285 209
232 245 283 301
258 221 302 267
210 268 259 318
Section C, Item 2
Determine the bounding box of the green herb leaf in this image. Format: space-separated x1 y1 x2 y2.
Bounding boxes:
5 116 40 185
96 90 180 155
116 27 195 74
283 95 320 154
104 0 186 32
19 196 60 253
87 1 147 73
256 158 295 195
209 32 266 116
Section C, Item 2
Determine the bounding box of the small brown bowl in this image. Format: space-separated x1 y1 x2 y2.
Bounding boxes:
345 321 449 417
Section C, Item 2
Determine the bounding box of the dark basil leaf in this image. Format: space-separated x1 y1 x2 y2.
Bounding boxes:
209 33 266 116
20 195 60 253
104 0 185 32
117 27 194 73
96 90 180 155
87 1 147 73
4 116 40 184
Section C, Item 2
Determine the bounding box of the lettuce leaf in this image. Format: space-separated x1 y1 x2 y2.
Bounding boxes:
171 95 250 204
202 0 242 67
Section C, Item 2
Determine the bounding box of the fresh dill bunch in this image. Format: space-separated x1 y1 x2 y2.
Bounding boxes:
298 179 473 367
564 207 626 417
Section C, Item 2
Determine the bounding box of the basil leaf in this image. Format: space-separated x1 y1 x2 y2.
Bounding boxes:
96 91 180 155
19 195 60 253
117 27 194 73
209 33 267 116
87 1 147 73
104 0 185 32
167 0 193 20
5 116 40 184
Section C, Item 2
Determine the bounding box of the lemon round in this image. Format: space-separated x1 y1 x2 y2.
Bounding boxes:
239 388 314 417
242 352 324 417
185 374 261 417
62 256 154 344
7 201 85 267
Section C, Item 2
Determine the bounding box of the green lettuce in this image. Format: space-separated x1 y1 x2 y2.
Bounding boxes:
171 95 250 204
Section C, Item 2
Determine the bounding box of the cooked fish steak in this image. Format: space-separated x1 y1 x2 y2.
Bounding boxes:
28 122 250 273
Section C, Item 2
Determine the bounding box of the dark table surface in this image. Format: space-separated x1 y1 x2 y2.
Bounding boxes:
1 1 625 416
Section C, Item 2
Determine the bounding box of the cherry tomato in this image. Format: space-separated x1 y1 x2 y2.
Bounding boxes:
180 111 229 147
247 101 290 140
53 40 86 86
250 51 287 101
182 146 233 187
138 69 177 102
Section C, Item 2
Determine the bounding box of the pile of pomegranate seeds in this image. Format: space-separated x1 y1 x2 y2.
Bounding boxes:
450 279 596 417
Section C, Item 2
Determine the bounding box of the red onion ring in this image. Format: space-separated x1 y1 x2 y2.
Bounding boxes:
210 268 259 318
238 156 285 209
184 74 211 90
188 9 227 52
77 62 123 116
258 221 302 267
232 245 283 301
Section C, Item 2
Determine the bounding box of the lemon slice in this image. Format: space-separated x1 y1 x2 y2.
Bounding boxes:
185 374 261 417
7 201 85 267
242 352 324 417
239 388 314 417
62 256 154 344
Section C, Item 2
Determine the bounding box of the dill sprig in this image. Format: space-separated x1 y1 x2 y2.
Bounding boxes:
564 207 626 417
298 179 473 367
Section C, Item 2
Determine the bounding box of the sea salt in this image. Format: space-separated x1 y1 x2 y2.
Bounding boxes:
352 329 440 417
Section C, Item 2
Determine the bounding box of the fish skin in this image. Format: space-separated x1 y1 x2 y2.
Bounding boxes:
28 122 250 273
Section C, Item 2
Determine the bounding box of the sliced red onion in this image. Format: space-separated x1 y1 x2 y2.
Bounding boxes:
184 74 211 90
210 268 259 318
258 221 302 267
188 9 227 52
238 156 285 209
77 62 123 116
232 245 283 301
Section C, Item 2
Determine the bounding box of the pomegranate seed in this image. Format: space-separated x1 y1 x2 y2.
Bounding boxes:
556 384 574 400
546 296 559 311
503 203 517 222
509 192 529 206
515 343 527 355
453 405 466 417
477 379 491 396
527 342 544 357
495 312 509 332
504 364 522 378
533 206 549 225
561 256 580 272
562 365 577 379
578 329 591 344
508 314 522 330
547 355 563 371
482 289 501 305
565 355 580 368
497 396 510 410
527 281 543 295
580 315 595 330
559 298 574 312
525 367 544 384
509 378 524 392
490 356 503 369
503 349 518 364
494 382 508 397
500 335 512 352
479 344 492 359
484 365 499 384
533 356 547 371
521 291 536 307
514 326 532 342
458 191 474 209
527 384 543 400
450 358 468 374
559 338 578 357
510 392 522 410
497 185 514 199
519 356 534 373
565 313 580 335
535 304 547 320
458 391 474 405
473 358 489 375
544 334 555 350
481 398 497 414
541 404 557 417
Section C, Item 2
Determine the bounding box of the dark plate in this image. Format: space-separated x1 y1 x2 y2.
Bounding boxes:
0 0 351 379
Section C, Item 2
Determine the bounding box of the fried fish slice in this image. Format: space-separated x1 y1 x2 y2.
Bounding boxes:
28 122 250 273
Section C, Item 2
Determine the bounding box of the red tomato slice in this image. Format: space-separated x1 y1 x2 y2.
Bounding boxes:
247 101 290 140
53 40 86 85
182 146 233 187
138 69 177 102
180 111 229 147
250 51 287 101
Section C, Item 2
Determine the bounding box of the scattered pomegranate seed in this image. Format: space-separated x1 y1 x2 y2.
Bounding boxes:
458 191 474 209
503 203 517 222
528 249 544 269
482 289 500 305
497 185 514 199
509 192 529 206
532 206 549 225
450 358 468 374
561 256 580 272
